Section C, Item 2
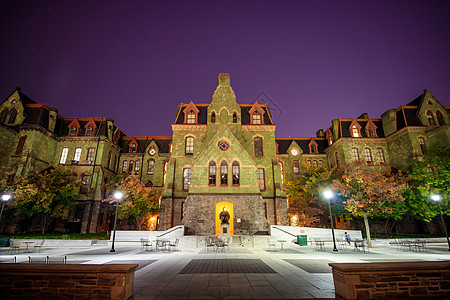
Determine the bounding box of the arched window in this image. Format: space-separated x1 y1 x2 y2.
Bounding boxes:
73 148 82 162
185 137 194 156
307 160 311 167
8 109 17 124
293 160 299 174
106 151 111 168
162 161 168 186
418 137 426 155
0 109 8 124
257 168 265 190
352 148 360 162
364 148 373 164
86 148 95 164
318 160 324 166
135 160 140 172
183 168 192 190
122 160 128 173
209 161 216 185
252 109 262 124
254 137 263 156
313 160 318 167
147 159 155 175
335 152 339 167
232 161 240 185
279 161 284 181
220 161 228 185
129 160 134 173
437 110 445 126
130 143 137 153
427 111 436 125
211 112 215 123
60 148 69 164
377 148 385 164
233 112 237 123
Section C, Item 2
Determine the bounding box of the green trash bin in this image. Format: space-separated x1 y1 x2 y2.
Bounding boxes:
297 235 307 246
0 239 10 247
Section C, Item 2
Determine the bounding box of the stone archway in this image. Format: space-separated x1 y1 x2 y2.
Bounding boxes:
215 201 233 235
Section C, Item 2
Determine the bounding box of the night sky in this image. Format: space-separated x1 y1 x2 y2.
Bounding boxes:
1 1 449 138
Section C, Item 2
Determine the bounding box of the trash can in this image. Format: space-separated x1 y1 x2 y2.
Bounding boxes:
0 239 10 247
297 235 307 246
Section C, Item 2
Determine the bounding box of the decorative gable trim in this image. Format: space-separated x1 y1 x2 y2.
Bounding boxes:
128 138 138 153
349 119 362 138
325 128 333 145
68 119 81 136
249 101 265 125
308 139 319 154
364 120 378 138
84 119 97 136
183 102 200 124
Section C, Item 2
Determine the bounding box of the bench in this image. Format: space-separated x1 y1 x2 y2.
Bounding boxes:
353 239 368 253
0 263 137 300
329 261 450 299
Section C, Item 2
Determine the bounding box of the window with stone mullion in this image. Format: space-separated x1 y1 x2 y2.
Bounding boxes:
364 148 373 164
185 137 194 156
351 148 359 162
209 161 216 185
254 137 263 156
220 161 228 185
232 161 239 185
257 168 265 190
183 168 192 190
377 148 385 164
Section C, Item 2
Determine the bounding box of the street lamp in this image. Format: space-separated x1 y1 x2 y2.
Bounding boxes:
324 190 338 252
110 191 123 252
0 194 12 223
431 194 450 251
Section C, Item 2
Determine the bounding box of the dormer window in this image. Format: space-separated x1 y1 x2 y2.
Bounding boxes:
368 128 375 137
86 126 94 136
352 126 359 137
426 111 436 125
70 127 78 136
349 120 362 138
130 143 136 153
252 110 261 124
187 109 196 124
308 139 319 154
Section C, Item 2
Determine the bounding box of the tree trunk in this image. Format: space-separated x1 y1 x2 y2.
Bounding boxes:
135 216 142 231
42 214 47 235
363 212 372 247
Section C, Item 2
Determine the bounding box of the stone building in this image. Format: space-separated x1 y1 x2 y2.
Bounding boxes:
0 74 448 234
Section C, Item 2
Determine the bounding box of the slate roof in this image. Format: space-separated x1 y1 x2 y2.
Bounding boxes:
275 138 328 154
22 106 50 129
120 137 172 154
339 120 385 138
174 103 273 125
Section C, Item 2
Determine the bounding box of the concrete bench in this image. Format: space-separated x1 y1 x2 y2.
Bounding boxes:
0 263 138 299
329 261 450 299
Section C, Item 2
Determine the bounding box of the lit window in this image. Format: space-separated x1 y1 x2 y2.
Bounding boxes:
60 148 69 164
211 112 215 123
313 160 318 167
318 160 324 166
147 159 155 175
232 161 240 185
328 137 333 145
352 126 359 137
187 109 196 124
122 160 128 173
427 111 436 125
254 137 263 156
162 161 168 186
86 148 95 164
418 137 426 155
183 168 192 190
233 112 237 123
257 168 265 190
364 148 373 164
293 160 299 174
73 148 82 162
86 126 94 136
279 162 284 181
130 143 136 153
70 126 78 136
352 148 360 162
80 175 90 194
252 110 261 124
185 137 194 156
209 161 216 185
437 110 445 126
307 160 311 167
220 161 228 185
135 160 140 172
377 148 385 164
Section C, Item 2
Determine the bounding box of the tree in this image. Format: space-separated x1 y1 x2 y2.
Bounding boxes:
106 174 159 230
405 147 450 221
286 166 343 226
13 166 79 234
331 163 407 247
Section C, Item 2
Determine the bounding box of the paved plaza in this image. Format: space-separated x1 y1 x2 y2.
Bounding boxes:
1 238 450 299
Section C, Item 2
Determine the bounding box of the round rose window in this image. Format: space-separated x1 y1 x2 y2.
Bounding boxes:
218 140 230 151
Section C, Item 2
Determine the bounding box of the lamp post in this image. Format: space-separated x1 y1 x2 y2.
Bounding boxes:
110 191 123 253
324 190 338 252
0 194 11 223
431 194 450 251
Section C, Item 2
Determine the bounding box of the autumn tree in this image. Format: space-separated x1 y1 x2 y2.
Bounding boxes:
13 166 79 234
331 163 407 247
106 174 159 230
404 147 450 221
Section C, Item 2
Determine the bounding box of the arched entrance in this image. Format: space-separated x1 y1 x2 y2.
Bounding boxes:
215 201 233 235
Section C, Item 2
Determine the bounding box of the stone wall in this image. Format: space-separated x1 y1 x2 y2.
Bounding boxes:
329 261 450 299
0 263 137 300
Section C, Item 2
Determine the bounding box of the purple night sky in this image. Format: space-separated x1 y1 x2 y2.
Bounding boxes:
1 1 449 138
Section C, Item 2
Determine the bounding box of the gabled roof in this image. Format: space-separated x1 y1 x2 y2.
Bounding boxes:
58 118 109 137
339 119 385 138
119 136 172 154
275 138 328 154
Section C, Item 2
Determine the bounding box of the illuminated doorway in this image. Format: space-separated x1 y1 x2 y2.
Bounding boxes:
215 201 234 235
